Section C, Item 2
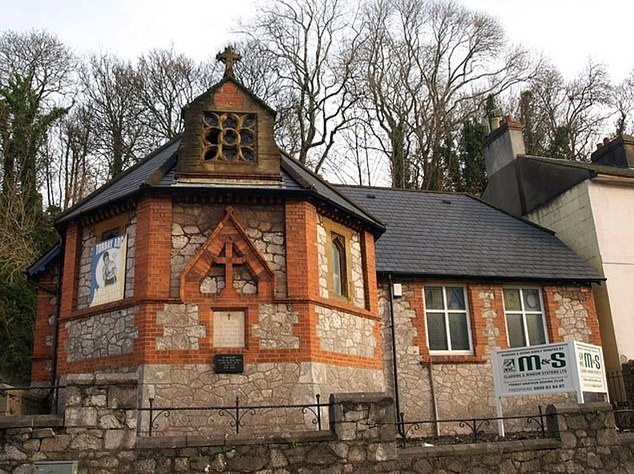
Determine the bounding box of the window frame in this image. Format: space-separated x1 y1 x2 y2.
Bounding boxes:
423 285 474 356
502 287 549 348
330 233 348 298
322 218 354 302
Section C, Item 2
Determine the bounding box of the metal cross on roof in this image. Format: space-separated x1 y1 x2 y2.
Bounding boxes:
216 46 242 78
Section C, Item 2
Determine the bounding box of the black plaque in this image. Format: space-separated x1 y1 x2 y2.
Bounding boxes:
213 354 244 374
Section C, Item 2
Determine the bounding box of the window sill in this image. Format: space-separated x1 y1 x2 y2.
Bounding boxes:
423 354 486 364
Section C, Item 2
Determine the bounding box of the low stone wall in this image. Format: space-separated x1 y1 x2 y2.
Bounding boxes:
0 378 396 473
398 402 634 473
2 377 634 473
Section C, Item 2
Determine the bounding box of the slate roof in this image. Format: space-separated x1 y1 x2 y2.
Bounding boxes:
52 134 601 283
337 185 602 282
55 138 384 233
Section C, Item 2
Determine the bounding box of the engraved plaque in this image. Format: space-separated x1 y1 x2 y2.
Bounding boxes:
214 354 244 374
213 310 245 348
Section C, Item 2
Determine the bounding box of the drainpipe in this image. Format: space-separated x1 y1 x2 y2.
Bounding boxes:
423 360 440 437
387 273 403 435
49 237 64 414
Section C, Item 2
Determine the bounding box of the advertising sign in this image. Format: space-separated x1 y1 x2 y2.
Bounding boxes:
89 235 127 307
491 341 607 399
575 341 608 393
492 342 575 397
491 341 607 436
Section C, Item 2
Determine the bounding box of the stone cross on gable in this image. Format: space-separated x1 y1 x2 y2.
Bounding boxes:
216 46 242 78
215 238 245 295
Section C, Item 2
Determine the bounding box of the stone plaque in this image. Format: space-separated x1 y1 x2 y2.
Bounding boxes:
213 310 245 348
213 354 244 374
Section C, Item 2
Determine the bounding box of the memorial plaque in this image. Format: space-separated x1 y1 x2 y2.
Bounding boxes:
213 310 245 347
214 354 244 373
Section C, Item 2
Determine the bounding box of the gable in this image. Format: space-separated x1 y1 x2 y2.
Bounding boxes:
180 206 275 301
175 78 281 183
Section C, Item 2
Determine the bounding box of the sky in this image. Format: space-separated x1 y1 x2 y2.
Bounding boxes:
1 0 633 82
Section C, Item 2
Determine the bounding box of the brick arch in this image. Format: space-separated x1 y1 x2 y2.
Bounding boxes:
180 206 275 301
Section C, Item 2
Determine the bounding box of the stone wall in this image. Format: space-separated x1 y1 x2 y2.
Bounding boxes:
65 307 138 362
252 303 300 349
398 402 634 473
171 203 286 298
315 306 377 358
156 304 205 351
0 380 397 473
3 380 634 473
139 362 384 436
76 211 136 310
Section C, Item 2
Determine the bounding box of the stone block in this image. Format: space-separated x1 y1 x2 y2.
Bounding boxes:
104 429 135 450
65 406 98 427
3 445 27 461
40 434 71 451
108 386 137 409
69 432 102 450
347 445 366 463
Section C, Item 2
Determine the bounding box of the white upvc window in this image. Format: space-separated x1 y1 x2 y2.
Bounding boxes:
503 288 548 347
424 285 473 355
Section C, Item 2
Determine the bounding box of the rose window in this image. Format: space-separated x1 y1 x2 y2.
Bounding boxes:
203 112 257 162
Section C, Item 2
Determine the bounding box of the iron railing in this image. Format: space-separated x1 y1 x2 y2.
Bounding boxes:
612 401 634 432
392 407 548 446
138 394 330 437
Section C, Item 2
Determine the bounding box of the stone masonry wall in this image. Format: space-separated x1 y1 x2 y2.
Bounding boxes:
66 307 138 362
315 305 377 358
76 211 136 310
398 402 634 473
252 303 300 349
139 362 384 436
171 203 286 298
156 304 206 351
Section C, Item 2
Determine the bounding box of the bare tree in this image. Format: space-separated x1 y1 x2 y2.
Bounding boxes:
518 61 613 160
135 47 210 144
80 54 149 177
360 0 532 189
612 70 634 136
242 0 361 172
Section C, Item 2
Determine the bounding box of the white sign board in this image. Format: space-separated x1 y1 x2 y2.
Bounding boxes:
574 341 608 393
492 341 607 400
491 341 607 437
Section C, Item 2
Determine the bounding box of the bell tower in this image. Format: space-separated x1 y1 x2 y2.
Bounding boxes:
175 46 281 183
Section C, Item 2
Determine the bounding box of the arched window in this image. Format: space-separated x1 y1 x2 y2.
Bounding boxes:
331 233 347 297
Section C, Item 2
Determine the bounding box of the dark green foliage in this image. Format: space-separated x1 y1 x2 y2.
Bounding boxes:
0 273 36 384
447 120 488 195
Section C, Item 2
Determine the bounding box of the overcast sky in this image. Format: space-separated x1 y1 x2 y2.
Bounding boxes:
1 0 632 81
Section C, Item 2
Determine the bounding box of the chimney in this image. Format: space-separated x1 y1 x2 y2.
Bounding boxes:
591 135 634 168
483 115 526 177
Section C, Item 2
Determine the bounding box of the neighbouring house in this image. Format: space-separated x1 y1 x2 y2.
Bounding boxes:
482 116 634 401
26 50 603 437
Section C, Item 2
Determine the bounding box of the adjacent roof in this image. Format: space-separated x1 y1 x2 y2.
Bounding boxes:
337 186 602 282
521 154 634 179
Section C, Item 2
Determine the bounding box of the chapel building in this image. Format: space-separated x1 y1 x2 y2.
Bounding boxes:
28 49 604 434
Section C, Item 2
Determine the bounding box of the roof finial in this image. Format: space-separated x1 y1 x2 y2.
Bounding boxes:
216 46 242 78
